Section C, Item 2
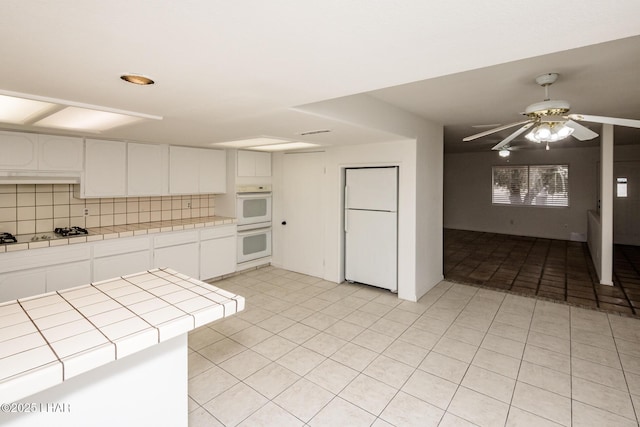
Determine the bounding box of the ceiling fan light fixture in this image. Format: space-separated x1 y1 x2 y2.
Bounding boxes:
534 123 551 140
556 124 574 138
498 149 510 158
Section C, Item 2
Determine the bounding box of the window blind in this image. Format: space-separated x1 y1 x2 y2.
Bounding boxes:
492 165 568 207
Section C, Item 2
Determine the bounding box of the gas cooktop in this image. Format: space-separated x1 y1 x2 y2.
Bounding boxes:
0 232 17 244
54 226 89 237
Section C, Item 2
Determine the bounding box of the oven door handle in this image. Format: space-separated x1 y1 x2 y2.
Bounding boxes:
237 226 272 236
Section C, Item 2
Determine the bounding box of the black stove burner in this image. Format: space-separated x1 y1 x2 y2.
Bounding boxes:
0 232 18 244
54 226 89 237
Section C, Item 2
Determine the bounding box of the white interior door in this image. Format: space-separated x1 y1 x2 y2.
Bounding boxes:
614 161 640 245
281 152 324 278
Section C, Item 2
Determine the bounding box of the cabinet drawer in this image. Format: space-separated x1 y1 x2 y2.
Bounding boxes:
0 245 90 274
200 224 236 240
93 235 151 258
154 230 199 248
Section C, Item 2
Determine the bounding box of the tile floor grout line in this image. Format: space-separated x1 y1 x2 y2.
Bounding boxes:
607 312 640 425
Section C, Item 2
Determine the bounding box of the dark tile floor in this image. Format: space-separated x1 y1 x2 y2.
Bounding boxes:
444 229 640 317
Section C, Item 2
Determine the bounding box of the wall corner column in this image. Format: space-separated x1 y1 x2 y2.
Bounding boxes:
600 124 614 285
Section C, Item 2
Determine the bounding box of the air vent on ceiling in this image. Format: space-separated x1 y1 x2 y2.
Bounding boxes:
299 129 331 136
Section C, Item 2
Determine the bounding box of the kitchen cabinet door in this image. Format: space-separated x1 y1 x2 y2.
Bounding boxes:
93 251 151 282
200 225 236 280
83 139 127 197
128 142 168 196
46 260 91 292
38 134 83 171
237 150 271 177
169 146 199 194
0 131 38 170
200 148 226 193
0 269 46 303
170 146 226 194
154 243 199 279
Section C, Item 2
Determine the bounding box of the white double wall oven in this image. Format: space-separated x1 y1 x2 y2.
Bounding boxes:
236 185 272 264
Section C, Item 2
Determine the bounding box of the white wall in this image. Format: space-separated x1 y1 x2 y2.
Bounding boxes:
274 94 444 301
444 146 600 240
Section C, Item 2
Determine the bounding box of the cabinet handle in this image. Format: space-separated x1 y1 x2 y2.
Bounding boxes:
281 221 287 225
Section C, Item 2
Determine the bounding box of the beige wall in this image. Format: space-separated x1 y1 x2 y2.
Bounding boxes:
444 146 600 240
0 184 215 235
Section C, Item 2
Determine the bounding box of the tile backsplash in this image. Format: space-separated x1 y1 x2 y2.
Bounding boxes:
0 184 215 235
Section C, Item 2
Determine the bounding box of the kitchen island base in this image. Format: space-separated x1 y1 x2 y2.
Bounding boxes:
0 334 187 427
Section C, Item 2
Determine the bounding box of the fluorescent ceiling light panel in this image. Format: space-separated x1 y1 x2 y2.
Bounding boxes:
251 142 319 151
213 137 291 148
34 107 144 132
0 95 57 124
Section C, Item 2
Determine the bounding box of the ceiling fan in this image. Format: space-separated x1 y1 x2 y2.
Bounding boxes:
463 73 640 151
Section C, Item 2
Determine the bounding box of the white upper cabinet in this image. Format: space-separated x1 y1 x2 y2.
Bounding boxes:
200 148 226 193
169 146 226 194
169 146 200 194
0 131 83 172
0 131 38 170
128 142 168 196
82 139 127 197
38 134 83 171
237 150 271 177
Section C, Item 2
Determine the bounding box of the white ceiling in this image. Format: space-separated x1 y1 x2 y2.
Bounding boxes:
1 1 639 151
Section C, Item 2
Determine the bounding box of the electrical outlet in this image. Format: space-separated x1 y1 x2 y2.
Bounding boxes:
83 208 89 216
187 202 192 209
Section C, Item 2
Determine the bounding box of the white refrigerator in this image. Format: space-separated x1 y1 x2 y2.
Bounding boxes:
345 167 398 292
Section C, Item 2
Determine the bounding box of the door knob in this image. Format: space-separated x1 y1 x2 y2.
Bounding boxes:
281 221 287 225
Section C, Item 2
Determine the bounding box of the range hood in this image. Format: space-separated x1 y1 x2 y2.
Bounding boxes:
0 170 81 184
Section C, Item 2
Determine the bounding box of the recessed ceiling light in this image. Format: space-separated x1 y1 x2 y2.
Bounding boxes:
35 107 145 132
0 94 57 124
120 74 155 85
212 137 291 148
252 142 319 152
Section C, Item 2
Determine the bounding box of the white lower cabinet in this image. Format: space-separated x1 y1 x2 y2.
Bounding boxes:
0 269 46 302
154 243 199 279
154 230 200 279
93 236 152 282
94 252 151 283
0 225 236 303
46 261 91 292
200 225 236 280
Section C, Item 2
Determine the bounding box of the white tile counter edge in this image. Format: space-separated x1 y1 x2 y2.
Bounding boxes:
0 216 236 253
0 268 245 403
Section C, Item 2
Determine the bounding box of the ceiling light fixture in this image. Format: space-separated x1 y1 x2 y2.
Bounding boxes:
120 74 155 86
0 90 162 132
498 149 510 158
524 121 574 145
251 142 319 152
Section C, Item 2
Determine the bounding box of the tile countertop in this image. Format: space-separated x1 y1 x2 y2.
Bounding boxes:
1 216 237 253
0 268 245 403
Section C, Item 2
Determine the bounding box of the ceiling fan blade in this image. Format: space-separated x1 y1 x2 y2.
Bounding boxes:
568 114 640 129
564 120 599 141
491 123 535 151
463 120 532 142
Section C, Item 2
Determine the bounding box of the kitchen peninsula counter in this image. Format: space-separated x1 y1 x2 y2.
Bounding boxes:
1 216 236 253
0 268 244 427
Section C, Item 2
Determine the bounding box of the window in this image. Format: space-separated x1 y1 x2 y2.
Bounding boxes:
617 177 628 198
492 165 569 207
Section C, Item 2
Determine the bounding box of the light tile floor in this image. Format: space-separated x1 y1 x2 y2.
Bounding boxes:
188 266 640 427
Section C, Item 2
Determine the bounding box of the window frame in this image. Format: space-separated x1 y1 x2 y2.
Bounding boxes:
491 164 570 208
